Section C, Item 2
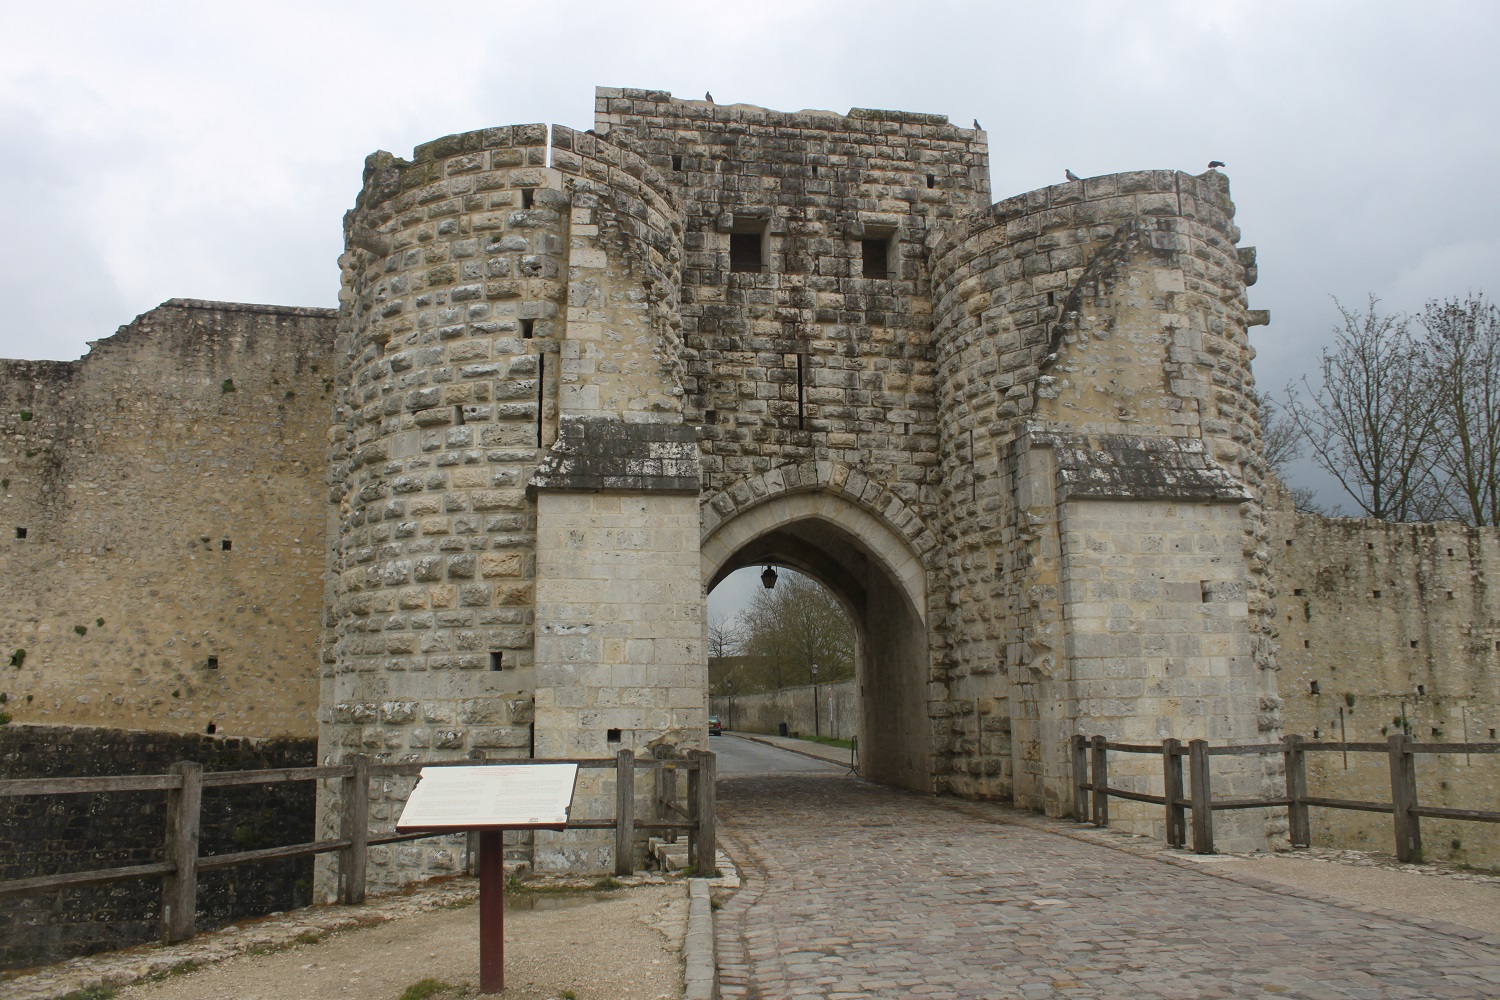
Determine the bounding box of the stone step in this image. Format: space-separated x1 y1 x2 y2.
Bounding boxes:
648 836 690 871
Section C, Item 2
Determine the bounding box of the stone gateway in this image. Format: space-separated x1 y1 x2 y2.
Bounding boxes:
5 87 1494 885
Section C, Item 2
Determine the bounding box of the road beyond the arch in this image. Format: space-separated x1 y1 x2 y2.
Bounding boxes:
712 739 1500 999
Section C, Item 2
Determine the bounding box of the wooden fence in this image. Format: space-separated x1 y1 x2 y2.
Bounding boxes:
0 748 716 945
1073 733 1500 858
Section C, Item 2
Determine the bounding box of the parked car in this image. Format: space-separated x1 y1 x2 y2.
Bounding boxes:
708 715 723 736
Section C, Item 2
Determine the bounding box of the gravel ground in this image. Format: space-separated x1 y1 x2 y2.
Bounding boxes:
108 886 688 1000
4 879 688 1000
1211 851 1500 937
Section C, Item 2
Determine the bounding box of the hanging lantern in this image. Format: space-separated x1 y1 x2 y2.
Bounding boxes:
760 564 778 589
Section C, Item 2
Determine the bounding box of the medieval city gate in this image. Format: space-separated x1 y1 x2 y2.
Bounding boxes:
702 467 936 792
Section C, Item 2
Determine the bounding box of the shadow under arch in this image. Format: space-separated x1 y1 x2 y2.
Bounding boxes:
702 488 934 793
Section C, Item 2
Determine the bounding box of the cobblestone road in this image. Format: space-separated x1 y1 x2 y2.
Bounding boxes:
715 772 1500 999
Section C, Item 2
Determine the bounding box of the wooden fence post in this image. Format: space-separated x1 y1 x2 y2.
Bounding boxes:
695 751 717 875
1388 733 1422 863
1188 739 1214 855
338 754 370 905
1283 734 1310 848
614 748 635 877
655 759 675 843
1162 738 1185 849
1090 736 1109 827
160 760 203 944
685 751 701 870
1071 735 1089 821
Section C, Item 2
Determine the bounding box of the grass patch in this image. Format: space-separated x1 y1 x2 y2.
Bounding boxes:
398 979 455 1000
59 988 116 1000
592 876 623 891
797 735 853 750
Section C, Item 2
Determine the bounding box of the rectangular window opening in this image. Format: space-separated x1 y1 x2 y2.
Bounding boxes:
1417 684 1425 694
1448 548 1456 556
521 188 534 209
861 236 893 279
1372 590 1381 598
489 652 503 672
606 728 622 743
1046 291 1056 307
671 154 683 172
14 527 25 540
926 173 936 189
1303 639 1310 649
1293 588 1304 597
455 405 466 426
729 220 767 274
1309 680 1320 695
206 656 218 669
206 723 217 734
1491 728 1497 740
221 539 232 551
796 353 805 430
520 318 535 340
811 164 819 178
1410 640 1419 649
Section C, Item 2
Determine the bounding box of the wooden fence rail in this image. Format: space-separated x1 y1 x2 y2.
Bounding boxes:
0 750 716 945
1072 733 1500 858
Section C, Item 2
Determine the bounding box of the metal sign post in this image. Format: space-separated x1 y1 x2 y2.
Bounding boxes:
396 763 579 995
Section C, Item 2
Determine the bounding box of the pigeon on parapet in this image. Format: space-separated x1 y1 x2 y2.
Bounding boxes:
1208 160 1226 169
1065 169 1081 181
705 92 714 103
973 118 982 130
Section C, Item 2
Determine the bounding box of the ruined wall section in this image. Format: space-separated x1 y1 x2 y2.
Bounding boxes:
0 300 334 738
930 171 1274 828
1271 491 1500 866
595 87 988 511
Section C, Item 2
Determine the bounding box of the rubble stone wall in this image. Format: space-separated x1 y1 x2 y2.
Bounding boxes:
0 300 335 739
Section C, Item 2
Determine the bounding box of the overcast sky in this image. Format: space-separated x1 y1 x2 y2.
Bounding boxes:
3 1 1496 613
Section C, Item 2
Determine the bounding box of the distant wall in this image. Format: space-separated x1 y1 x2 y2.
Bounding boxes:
0 724 316 970
711 679 858 742
1270 483 1500 868
0 300 336 739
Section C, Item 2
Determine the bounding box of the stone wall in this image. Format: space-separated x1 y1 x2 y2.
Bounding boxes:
1270 485 1500 867
0 725 315 970
0 300 336 739
710 679 858 741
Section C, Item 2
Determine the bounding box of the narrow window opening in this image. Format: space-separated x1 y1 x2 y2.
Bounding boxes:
1447 590 1454 600
1372 590 1381 598
221 539 232 551
1448 548 1455 556
812 164 819 177
1491 728 1497 739
1411 641 1419 649
1312 728 1321 739
1046 291 1056 307
1303 639 1310 649
1293 588 1304 597
455 405 466 426
1287 539 1294 546
14 527 25 539
796 353 805 430
1431 727 1440 737
521 188 534 209
1367 542 1375 550
671 154 683 171
205 723 217 734
606 728 622 743
489 651 503 672
1310 681 1320 695
206 656 218 669
861 237 892 279
926 173 936 189
732 226 768 271
536 355 545 448
520 318 535 340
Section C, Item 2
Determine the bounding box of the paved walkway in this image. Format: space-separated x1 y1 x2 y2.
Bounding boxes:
715 771 1500 999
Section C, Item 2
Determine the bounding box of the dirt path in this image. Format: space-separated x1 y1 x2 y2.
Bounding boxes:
93 885 685 1000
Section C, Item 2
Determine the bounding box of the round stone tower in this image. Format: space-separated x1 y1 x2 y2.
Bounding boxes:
317 122 696 886
929 169 1277 847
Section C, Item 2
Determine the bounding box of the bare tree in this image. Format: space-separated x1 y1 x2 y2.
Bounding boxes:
707 613 743 662
1285 296 1447 521
1421 294 1500 526
738 570 855 690
1256 392 1303 472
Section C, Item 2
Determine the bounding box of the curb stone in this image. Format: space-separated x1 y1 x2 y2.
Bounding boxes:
683 877 716 1000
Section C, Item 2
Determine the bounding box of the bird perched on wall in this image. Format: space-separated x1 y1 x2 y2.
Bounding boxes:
1065 169 1081 181
1208 160 1226 169
973 118 982 130
705 91 714 103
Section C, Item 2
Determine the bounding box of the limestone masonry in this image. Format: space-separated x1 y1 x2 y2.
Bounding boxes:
1 87 1495 879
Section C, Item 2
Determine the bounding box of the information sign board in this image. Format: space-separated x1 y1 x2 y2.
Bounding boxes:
396 763 578 832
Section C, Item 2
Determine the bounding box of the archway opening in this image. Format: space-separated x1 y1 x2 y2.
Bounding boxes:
702 501 931 792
